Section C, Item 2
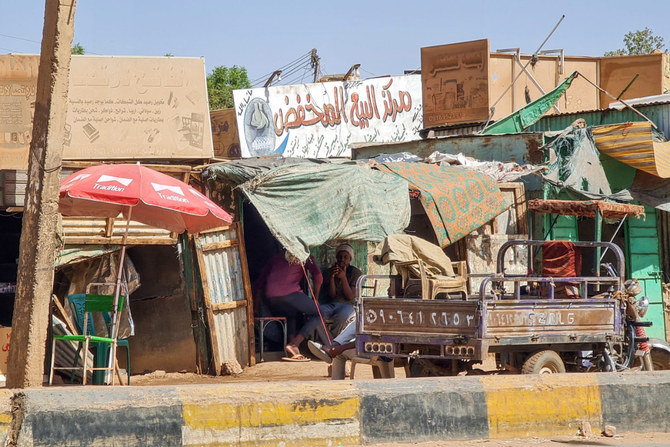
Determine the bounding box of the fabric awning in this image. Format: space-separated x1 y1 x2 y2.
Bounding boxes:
482 71 577 135
56 245 121 268
528 198 645 219
593 121 670 178
238 163 410 261
375 162 508 247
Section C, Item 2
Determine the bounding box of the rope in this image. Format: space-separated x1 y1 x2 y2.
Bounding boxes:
301 263 332 346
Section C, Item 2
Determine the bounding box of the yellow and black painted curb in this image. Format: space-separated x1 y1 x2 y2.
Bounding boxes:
1 372 669 446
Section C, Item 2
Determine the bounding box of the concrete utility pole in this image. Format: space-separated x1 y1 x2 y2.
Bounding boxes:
7 0 77 388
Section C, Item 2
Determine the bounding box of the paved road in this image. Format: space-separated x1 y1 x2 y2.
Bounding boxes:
363 432 670 447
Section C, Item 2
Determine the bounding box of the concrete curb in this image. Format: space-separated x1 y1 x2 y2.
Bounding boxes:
0 372 668 446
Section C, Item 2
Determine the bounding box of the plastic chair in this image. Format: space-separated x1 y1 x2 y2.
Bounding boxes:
350 355 395 379
398 259 469 300
84 281 132 384
49 293 127 385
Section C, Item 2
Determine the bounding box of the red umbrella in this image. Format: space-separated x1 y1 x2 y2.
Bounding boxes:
59 163 232 233
59 163 232 383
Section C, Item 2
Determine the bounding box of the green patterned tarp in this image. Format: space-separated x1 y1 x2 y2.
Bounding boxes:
239 163 410 261
377 163 508 246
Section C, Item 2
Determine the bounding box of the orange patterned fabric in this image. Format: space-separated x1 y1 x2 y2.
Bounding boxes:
377 163 508 247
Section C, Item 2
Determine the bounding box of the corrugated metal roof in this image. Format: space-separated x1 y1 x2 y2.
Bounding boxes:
609 94 670 108
529 101 670 140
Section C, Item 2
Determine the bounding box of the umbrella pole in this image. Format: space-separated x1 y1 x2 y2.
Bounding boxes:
107 208 132 384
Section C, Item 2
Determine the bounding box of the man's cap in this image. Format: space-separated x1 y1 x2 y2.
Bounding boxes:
336 243 354 259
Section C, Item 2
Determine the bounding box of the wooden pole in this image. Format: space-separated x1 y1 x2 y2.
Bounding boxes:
7 0 77 388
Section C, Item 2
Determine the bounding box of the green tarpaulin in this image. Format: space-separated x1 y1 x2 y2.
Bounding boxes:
203 157 332 185
239 163 410 261
482 71 577 135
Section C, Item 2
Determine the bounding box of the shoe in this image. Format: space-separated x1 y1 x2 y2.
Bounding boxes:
308 340 332 364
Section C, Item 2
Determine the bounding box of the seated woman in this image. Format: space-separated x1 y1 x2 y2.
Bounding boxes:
254 250 323 361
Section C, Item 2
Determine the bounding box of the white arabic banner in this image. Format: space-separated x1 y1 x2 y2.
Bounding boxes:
232 75 423 158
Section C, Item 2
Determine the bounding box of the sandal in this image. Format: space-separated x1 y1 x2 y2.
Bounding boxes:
281 354 311 362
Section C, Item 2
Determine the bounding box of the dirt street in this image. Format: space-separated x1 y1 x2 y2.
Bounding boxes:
130 355 392 385
129 350 508 385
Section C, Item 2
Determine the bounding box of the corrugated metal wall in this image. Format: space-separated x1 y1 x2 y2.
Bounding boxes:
199 228 247 302
659 210 670 283
528 102 670 140
62 216 176 245
196 224 251 370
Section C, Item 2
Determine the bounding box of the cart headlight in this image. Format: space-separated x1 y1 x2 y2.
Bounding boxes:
635 296 650 318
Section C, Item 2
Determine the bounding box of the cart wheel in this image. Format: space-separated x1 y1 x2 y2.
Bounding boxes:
408 359 431 377
634 347 670 370
521 350 566 374
650 348 670 370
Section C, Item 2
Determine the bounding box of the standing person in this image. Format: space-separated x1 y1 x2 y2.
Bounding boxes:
254 250 323 361
321 244 362 335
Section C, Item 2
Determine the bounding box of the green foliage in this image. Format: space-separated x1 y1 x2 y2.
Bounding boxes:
605 28 666 56
71 42 85 55
164 53 174 57
207 65 252 110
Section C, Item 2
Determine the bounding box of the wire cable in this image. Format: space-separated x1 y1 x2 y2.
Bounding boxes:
250 51 312 85
0 33 41 44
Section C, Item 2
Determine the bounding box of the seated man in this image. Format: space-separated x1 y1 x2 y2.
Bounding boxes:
320 244 361 334
308 319 393 380
254 250 323 361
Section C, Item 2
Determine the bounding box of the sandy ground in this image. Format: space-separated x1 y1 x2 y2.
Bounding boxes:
128 350 506 385
130 352 393 386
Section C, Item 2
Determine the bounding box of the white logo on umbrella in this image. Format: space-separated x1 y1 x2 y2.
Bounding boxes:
152 183 185 196
62 173 91 188
97 175 133 186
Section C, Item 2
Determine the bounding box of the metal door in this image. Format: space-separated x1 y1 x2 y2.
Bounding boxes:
626 206 665 340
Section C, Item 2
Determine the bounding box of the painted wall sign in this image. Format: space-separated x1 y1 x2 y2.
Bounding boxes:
421 39 490 128
210 108 240 158
0 54 213 170
232 75 423 158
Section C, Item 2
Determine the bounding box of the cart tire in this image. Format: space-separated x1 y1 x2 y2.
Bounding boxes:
407 359 431 377
521 350 566 374
650 348 670 370
631 347 670 370
407 359 459 377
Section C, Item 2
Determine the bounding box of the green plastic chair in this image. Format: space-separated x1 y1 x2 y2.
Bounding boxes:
49 293 129 385
67 293 132 385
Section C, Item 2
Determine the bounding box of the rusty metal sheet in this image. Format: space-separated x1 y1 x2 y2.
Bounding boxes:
484 300 619 336
599 53 664 109
528 198 645 219
210 109 240 158
195 223 253 370
351 132 545 168
421 39 490 128
360 297 479 336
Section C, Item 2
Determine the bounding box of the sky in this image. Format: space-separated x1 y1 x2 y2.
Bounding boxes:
4 1 670 86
